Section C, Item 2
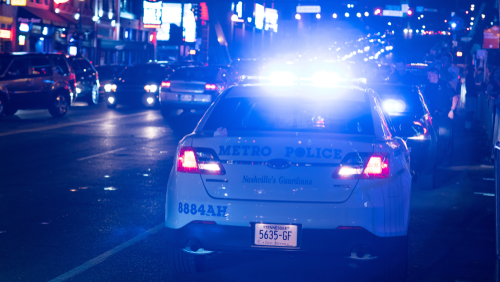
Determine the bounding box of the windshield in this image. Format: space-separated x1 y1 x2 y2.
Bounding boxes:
204 94 374 135
119 65 172 80
169 68 218 81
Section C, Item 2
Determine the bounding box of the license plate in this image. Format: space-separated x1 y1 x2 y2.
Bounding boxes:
254 224 298 247
180 95 192 102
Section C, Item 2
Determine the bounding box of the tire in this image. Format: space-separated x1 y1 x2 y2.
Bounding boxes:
378 237 408 282
4 107 17 116
166 245 205 274
87 84 99 106
416 172 435 190
0 95 5 117
48 92 69 118
161 106 172 119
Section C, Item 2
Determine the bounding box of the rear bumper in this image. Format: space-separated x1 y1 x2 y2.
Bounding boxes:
160 91 214 109
165 222 407 255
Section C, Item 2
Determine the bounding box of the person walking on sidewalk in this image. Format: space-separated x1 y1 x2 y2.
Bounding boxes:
465 65 478 130
425 68 460 166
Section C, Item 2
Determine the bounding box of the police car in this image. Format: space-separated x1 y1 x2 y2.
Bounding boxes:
165 84 411 280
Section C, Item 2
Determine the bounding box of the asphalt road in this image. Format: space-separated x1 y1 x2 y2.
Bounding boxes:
0 103 497 282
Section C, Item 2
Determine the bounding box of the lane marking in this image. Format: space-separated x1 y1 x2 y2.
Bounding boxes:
474 192 495 197
48 223 164 282
0 112 151 137
76 148 126 161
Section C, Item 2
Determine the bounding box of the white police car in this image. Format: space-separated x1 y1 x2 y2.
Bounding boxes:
165 84 411 280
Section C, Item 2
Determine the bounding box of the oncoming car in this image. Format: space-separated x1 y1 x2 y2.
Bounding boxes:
165 85 412 280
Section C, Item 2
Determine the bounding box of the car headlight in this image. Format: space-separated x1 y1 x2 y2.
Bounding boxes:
383 99 406 114
144 84 158 93
105 84 117 92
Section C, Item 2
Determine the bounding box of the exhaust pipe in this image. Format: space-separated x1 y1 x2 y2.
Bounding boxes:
349 244 376 260
183 239 214 255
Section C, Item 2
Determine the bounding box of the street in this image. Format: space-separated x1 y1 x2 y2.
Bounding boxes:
0 104 496 282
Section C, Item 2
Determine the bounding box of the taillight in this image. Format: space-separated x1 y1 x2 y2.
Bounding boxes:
177 147 225 175
332 153 389 179
205 84 216 90
161 81 170 88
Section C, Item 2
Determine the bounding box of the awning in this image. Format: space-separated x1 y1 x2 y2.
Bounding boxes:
57 13 94 28
0 16 13 25
18 7 69 27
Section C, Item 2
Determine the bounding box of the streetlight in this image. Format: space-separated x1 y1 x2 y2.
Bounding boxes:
356 12 361 18
364 12 369 17
332 13 337 19
345 12 349 17
316 13 321 19
422 25 425 29
451 22 457 28
388 22 391 26
295 14 301 20
482 14 486 19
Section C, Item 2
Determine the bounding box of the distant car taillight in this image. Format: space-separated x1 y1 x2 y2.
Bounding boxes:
177 147 225 175
332 153 389 179
161 81 170 88
205 84 216 90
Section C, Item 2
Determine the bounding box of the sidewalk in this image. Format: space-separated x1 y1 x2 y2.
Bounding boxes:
407 113 497 281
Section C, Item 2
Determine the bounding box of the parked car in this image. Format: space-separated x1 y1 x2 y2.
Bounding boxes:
96 65 125 96
68 56 99 105
369 83 438 189
159 66 236 117
104 63 174 109
0 53 76 117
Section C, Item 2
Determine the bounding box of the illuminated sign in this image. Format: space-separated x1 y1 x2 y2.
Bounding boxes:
53 0 69 3
0 30 11 39
296 5 321 13
11 0 26 6
157 3 196 42
143 0 162 29
18 35 25 45
19 23 29 32
264 8 278 32
255 4 264 29
382 10 403 17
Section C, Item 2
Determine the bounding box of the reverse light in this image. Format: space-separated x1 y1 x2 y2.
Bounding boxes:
177 147 225 175
205 84 217 90
144 84 158 93
104 84 116 92
333 153 389 179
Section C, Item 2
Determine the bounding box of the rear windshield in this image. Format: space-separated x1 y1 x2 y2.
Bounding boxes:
203 94 374 135
119 65 172 80
372 87 425 116
170 68 218 81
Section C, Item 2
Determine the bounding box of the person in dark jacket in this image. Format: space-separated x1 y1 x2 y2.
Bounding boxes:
465 65 478 130
388 57 415 85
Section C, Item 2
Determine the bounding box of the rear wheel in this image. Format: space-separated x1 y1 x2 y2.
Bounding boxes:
87 84 99 105
48 92 69 118
166 245 205 273
161 106 172 119
4 107 17 116
416 172 435 190
0 95 5 117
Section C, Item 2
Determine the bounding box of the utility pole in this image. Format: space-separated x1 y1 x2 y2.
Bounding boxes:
179 0 185 61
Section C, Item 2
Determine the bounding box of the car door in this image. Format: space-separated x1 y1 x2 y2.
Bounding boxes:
4 58 32 105
28 57 54 105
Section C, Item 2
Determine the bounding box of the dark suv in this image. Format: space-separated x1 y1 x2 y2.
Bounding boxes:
68 56 99 105
0 53 76 118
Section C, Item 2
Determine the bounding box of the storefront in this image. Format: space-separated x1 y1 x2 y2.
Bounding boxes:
0 15 14 53
17 7 69 53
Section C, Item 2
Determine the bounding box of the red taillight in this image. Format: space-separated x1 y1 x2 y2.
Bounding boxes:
333 153 389 179
177 147 225 175
205 84 216 90
161 81 170 88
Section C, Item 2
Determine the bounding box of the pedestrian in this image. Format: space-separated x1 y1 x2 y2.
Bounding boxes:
388 56 415 85
424 67 460 166
465 65 478 130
